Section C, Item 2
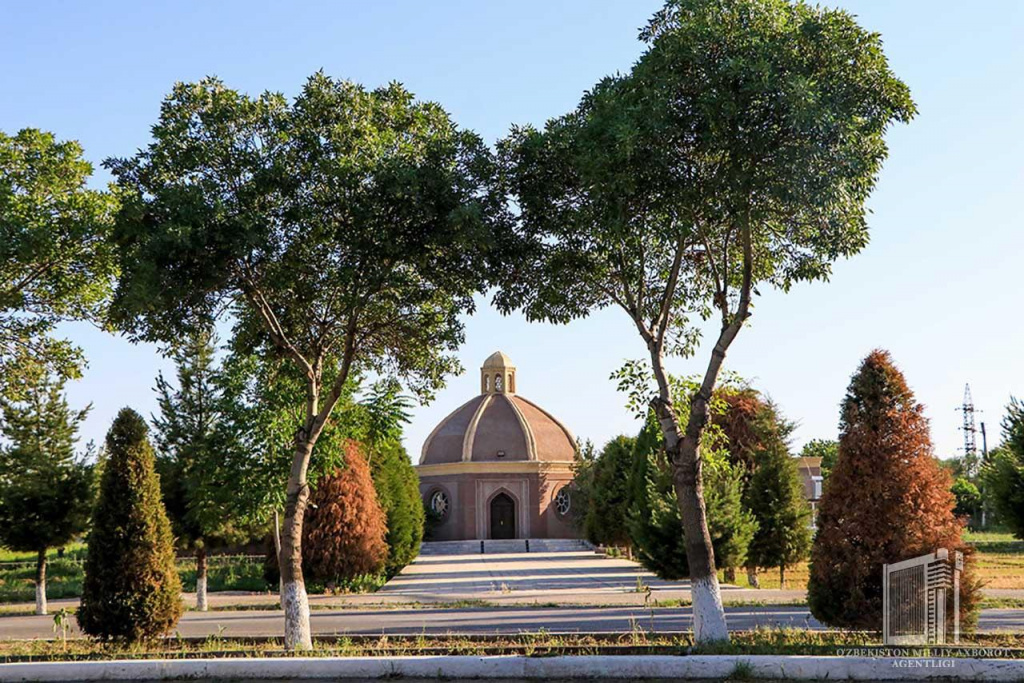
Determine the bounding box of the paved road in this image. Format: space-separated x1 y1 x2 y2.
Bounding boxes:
2 606 1022 640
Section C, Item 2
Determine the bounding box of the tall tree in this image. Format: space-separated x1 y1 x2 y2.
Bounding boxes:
106 74 500 648
0 128 118 400
152 327 248 611
0 373 93 614
808 350 979 631
583 435 636 550
78 408 183 641
628 413 757 581
981 398 1024 539
496 0 914 641
745 440 812 587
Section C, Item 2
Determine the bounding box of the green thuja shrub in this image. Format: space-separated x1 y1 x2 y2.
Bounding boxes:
77 408 183 641
627 414 757 579
369 440 425 577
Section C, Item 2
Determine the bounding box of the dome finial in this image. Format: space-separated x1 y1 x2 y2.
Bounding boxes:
481 351 516 394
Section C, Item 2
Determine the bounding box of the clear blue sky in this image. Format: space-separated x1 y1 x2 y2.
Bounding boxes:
2 1 1022 460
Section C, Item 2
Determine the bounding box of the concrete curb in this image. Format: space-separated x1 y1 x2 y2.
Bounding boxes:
1 655 1023 681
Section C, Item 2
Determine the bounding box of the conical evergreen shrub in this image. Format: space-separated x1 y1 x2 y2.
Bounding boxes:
745 439 812 587
627 414 756 579
77 408 183 641
368 440 425 577
808 350 980 631
302 441 387 585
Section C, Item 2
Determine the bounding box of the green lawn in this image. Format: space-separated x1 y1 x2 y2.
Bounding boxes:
0 553 272 603
0 544 87 563
719 530 1024 591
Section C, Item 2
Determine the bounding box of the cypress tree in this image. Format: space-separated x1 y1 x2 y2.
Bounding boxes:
745 440 812 587
368 440 424 577
152 327 247 611
78 408 183 641
808 350 980 631
0 374 93 614
627 415 757 579
583 435 635 550
302 442 387 586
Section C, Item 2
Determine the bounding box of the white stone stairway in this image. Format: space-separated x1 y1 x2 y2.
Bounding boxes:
418 538 593 556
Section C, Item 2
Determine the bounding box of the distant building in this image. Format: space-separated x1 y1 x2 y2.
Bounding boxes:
416 352 578 541
796 456 824 527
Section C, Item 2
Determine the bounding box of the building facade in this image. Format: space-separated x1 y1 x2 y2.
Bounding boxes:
416 352 578 541
796 456 824 527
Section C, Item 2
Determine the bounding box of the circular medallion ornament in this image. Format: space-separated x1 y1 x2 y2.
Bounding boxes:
430 489 450 520
554 487 571 517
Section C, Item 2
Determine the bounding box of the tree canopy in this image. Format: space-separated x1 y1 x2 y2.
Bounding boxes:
0 128 118 400
106 73 502 648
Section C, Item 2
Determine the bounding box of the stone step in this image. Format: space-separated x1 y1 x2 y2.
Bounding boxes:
419 538 594 556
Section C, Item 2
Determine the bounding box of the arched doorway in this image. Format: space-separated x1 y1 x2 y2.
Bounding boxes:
489 492 516 539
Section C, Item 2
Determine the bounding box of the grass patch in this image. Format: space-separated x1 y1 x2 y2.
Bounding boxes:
0 544 87 564
177 557 268 593
0 629 1021 662
715 534 1024 591
0 554 385 604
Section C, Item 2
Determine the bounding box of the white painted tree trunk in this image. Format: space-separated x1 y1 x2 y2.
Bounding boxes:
35 583 46 616
691 574 728 642
35 549 47 616
282 580 312 650
196 575 208 611
274 510 283 602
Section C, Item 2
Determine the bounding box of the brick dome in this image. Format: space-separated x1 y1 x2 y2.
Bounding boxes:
419 352 576 465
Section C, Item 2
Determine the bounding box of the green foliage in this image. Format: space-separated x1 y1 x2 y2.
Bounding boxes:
0 373 93 555
77 408 183 641
800 439 839 480
981 398 1024 540
582 436 635 548
628 415 757 579
495 0 915 349
0 128 118 400
745 441 812 578
107 73 502 402
952 477 982 522
152 327 250 549
368 440 425 577
569 439 596 536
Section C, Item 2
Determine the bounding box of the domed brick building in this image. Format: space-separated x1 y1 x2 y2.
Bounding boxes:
417 352 579 541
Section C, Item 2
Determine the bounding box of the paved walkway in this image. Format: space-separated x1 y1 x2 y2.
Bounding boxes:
375 549 811 605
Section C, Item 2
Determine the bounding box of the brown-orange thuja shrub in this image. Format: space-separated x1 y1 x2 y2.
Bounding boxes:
302 442 387 586
808 350 980 631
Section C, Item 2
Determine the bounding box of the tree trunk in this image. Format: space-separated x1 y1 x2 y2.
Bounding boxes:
196 547 208 612
280 438 314 651
779 565 786 589
723 567 736 583
650 342 732 643
274 509 283 602
746 566 760 588
35 549 47 616
669 447 728 643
